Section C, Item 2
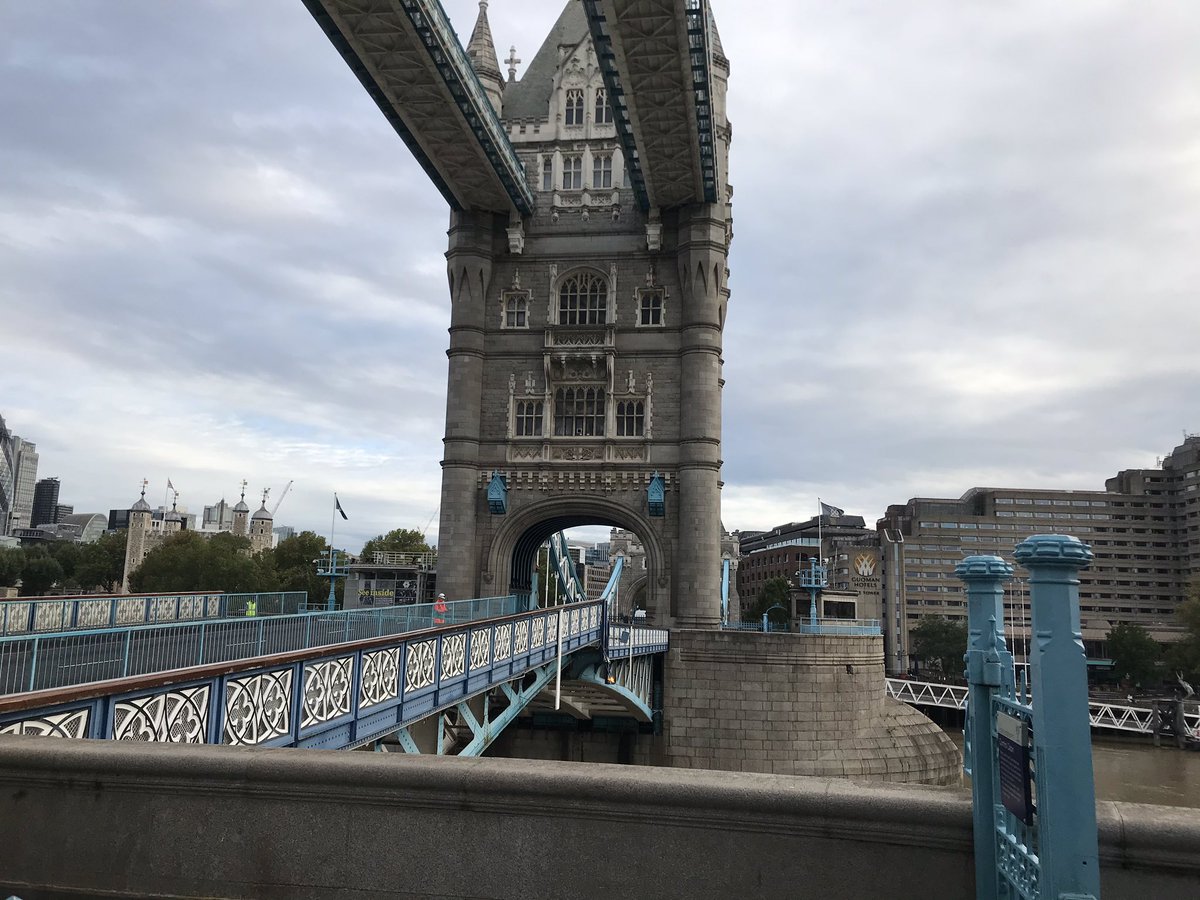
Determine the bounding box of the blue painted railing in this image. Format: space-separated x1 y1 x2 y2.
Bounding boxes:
721 618 881 636
0 596 519 696
0 591 306 636
960 535 1100 900
0 600 613 750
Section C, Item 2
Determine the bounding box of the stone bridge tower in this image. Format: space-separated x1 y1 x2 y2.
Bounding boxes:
436 0 732 628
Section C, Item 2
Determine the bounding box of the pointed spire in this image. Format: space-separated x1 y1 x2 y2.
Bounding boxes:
466 0 504 113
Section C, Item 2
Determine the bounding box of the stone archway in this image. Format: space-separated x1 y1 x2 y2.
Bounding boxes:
484 494 670 620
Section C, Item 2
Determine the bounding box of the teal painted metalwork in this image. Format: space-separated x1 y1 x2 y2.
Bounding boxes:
797 556 828 626
0 595 520 695
956 553 1014 900
315 548 349 611
959 537 1101 900
720 558 730 625
487 472 508 515
1015 534 1100 900
647 472 665 517
0 591 306 636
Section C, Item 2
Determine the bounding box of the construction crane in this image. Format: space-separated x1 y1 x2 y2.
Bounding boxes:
271 480 294 516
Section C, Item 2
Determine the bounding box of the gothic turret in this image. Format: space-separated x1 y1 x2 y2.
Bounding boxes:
122 482 153 592
249 489 273 555
466 0 504 114
232 482 250 538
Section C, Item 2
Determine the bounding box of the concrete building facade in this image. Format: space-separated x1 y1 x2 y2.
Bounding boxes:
30 477 60 528
877 434 1200 674
435 1 733 629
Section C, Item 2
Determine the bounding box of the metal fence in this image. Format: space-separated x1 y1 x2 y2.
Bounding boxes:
721 618 881 635
0 591 306 636
0 595 520 696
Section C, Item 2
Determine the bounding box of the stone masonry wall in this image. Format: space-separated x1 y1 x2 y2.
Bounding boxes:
662 629 961 784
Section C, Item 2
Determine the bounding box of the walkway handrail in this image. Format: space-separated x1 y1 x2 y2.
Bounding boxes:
0 591 306 636
0 595 519 696
887 676 1200 736
0 599 608 748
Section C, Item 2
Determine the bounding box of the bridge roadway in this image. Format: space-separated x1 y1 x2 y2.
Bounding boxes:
0 596 520 695
0 597 668 754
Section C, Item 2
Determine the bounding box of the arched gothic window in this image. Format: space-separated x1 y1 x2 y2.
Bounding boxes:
515 400 543 437
638 289 663 326
554 387 605 436
504 294 527 328
558 272 608 325
565 89 584 126
594 88 614 125
616 400 645 437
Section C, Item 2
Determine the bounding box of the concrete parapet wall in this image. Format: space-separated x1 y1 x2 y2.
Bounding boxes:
0 737 1197 900
663 629 960 783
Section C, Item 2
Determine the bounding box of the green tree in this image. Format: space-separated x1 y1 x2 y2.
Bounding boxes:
359 528 432 560
1106 623 1163 687
1166 584 1200 682
751 576 792 624
0 547 23 588
19 555 64 596
270 531 342 606
44 541 82 588
130 531 275 594
909 616 969 676
74 531 127 593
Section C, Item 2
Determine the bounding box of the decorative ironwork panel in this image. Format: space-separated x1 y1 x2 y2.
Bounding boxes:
589 606 599 629
115 598 144 625
207 596 221 616
33 603 66 632
494 623 512 661
404 640 436 693
0 708 90 739
153 597 176 620
531 616 544 649
301 656 353 729
546 614 558 645
179 596 205 619
223 669 292 746
113 686 210 743
77 600 111 628
570 609 580 636
440 633 466 680
514 619 529 655
360 647 400 709
469 628 491 670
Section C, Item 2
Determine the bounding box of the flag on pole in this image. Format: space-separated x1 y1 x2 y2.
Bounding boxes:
335 494 348 520
167 478 175 491
819 501 844 519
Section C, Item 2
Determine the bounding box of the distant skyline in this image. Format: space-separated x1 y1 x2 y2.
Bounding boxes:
3 2 1199 552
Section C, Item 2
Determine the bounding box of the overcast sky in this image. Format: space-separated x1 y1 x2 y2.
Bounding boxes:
2 1 1199 551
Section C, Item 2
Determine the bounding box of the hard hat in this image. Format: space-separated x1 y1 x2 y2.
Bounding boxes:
437 593 446 599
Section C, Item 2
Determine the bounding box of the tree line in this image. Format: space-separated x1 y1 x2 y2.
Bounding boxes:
0 526 432 605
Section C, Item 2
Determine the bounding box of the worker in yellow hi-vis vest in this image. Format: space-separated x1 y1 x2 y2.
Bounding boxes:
246 597 258 618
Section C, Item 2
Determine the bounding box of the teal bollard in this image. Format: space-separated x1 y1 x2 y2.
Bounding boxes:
955 554 1014 900
1015 534 1100 900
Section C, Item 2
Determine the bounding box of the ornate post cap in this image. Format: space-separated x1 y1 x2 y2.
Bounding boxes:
1014 534 1094 569
954 555 1013 582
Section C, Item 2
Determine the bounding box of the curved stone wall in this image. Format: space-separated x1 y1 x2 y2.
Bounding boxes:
661 629 960 784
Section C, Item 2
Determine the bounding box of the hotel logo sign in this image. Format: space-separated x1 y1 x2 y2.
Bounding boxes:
850 550 881 592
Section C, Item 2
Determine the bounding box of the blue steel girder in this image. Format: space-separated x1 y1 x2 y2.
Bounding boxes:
584 0 719 211
0 601 614 750
303 0 534 215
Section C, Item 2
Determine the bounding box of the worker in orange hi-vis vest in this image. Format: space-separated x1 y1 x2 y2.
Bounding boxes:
434 592 448 625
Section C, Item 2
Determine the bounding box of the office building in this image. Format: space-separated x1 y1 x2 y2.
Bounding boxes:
877 434 1200 674
31 477 60 527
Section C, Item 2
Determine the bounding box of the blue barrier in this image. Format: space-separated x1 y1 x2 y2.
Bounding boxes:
959 535 1100 900
0 591 306 636
0 595 520 696
0 600 614 750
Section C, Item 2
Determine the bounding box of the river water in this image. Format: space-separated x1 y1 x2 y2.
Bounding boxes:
947 732 1200 809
